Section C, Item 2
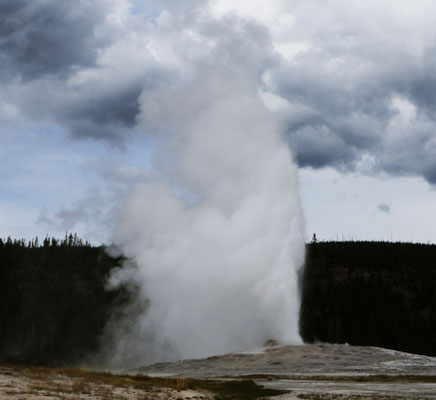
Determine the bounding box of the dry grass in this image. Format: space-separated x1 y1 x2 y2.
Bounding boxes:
0 363 287 399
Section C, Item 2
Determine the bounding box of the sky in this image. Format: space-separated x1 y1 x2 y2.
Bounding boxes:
1 0 436 244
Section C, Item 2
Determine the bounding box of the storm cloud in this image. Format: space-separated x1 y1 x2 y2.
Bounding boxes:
0 0 113 79
2 0 436 183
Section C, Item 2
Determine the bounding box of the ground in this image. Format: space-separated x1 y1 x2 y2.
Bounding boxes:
0 364 213 399
2 344 436 399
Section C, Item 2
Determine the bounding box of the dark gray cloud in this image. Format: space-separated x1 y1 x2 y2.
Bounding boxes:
0 0 184 141
62 86 142 142
0 0 112 80
0 0 157 141
423 162 436 185
378 204 390 214
288 123 358 169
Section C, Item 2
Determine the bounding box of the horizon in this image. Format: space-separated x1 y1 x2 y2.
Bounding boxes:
2 233 435 247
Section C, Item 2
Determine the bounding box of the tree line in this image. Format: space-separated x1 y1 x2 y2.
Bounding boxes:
0 234 129 366
300 240 436 356
1 236 435 366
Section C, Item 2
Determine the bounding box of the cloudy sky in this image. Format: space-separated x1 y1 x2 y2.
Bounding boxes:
1 0 436 244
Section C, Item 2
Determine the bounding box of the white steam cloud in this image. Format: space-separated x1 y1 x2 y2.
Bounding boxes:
101 7 306 367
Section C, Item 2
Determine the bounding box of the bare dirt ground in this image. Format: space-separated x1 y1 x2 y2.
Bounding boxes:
1 344 436 399
0 364 213 399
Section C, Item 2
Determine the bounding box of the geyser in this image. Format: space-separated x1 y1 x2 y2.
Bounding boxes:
103 14 306 366
103 68 305 366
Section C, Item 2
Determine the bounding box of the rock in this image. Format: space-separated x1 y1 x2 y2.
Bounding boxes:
264 339 279 347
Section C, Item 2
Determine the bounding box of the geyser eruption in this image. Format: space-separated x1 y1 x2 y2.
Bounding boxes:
104 16 306 366
105 69 305 366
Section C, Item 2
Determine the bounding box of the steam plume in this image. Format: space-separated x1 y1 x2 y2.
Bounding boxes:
103 18 305 367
